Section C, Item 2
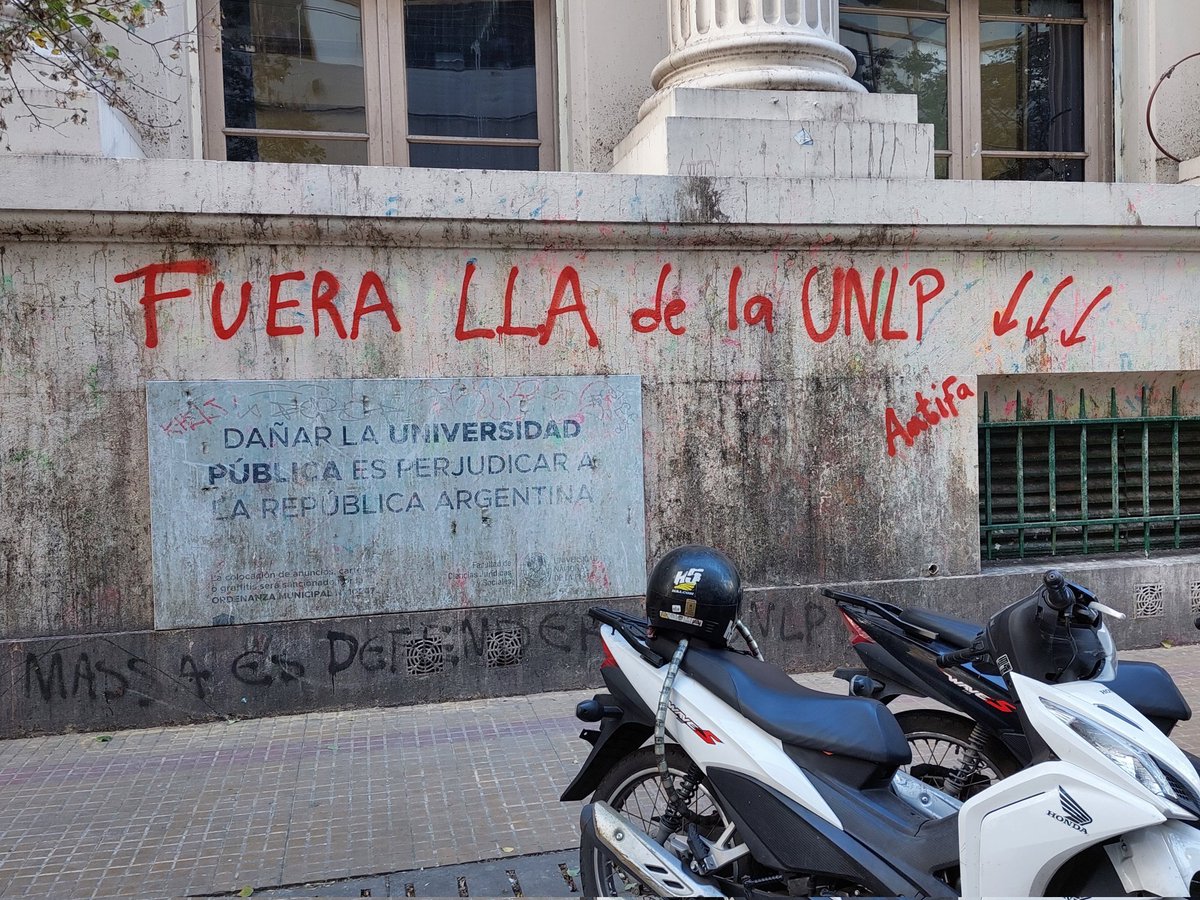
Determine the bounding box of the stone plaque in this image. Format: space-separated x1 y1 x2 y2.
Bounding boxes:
147 377 645 628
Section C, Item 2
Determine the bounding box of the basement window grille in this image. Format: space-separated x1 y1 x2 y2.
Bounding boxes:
980 386 1200 561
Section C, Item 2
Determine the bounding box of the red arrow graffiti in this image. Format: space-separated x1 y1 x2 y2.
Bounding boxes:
1026 276 1074 341
994 270 1032 337
1061 285 1114 347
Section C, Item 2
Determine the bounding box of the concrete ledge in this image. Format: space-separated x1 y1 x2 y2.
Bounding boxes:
613 117 934 179
656 87 921 124
2 156 1200 231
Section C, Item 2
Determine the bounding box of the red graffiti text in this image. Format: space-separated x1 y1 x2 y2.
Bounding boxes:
801 266 946 344
455 262 600 347
885 376 977 457
160 397 227 437
113 261 402 348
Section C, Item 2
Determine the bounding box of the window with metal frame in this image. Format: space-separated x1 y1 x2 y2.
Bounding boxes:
979 384 1200 561
838 0 1112 181
199 0 555 169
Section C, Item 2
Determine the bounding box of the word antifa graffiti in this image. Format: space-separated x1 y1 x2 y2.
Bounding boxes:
885 377 977 457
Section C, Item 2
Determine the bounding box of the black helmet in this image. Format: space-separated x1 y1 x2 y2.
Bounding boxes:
646 545 742 647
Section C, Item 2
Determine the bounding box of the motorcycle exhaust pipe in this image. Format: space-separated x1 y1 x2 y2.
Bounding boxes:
579 801 725 898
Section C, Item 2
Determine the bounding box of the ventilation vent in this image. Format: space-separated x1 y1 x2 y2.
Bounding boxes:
1134 583 1165 619
405 637 446 676
485 628 524 668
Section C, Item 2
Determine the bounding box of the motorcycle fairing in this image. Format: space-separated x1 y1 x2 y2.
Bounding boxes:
559 659 656 802
1017 673 1200 817
705 767 953 898
958 759 1166 897
841 603 1023 735
956 673 1200 897
1108 661 1192 731
603 624 844 829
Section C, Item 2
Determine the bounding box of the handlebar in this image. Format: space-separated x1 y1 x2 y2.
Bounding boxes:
936 644 987 668
1043 569 1075 612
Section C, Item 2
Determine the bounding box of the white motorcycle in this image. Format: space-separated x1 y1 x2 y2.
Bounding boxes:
562 553 1200 898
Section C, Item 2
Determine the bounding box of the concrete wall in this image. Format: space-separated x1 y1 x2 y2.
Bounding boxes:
2 157 1200 734
1115 0 1200 183
557 0 666 172
1146 0 1200 181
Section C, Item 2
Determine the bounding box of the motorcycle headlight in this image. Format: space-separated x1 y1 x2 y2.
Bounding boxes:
1040 698 1175 801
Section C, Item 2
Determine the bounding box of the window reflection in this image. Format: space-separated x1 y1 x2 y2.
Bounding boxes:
979 0 1082 16
226 135 369 165
842 13 949 153
405 0 539 141
842 0 947 11
980 21 1083 153
409 142 539 170
220 0 368 137
982 157 1083 181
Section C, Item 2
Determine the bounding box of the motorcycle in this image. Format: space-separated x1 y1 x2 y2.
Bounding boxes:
562 568 1200 897
828 579 1193 797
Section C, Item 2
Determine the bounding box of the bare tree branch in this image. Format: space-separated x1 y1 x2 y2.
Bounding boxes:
0 0 192 139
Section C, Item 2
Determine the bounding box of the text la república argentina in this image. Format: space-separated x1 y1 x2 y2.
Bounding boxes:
212 484 595 520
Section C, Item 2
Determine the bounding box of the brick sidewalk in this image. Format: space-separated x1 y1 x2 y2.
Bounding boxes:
1 645 1199 898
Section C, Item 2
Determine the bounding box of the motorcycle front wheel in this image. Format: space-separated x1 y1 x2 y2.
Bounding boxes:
895 709 1020 799
580 745 731 897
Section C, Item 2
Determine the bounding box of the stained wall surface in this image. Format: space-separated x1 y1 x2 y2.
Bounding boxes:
2 157 1200 734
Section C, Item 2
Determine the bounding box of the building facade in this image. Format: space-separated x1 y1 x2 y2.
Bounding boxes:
1 0 1199 736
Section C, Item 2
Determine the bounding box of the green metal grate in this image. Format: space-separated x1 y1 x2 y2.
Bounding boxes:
980 387 1200 561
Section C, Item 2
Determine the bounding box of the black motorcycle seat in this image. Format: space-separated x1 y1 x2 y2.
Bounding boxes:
897 608 982 648
679 645 912 766
1110 661 1192 724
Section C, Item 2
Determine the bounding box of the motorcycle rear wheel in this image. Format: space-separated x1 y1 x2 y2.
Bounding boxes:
580 745 730 897
895 709 1020 799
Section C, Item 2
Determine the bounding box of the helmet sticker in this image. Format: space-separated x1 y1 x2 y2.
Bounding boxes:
659 610 703 627
672 568 704 594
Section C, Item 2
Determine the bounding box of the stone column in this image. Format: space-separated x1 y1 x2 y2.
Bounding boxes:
612 0 932 178
643 0 863 119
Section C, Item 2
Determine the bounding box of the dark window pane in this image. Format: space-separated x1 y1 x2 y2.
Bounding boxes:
982 156 1084 180
220 0 367 134
980 21 1084 152
979 1 1084 17
227 135 369 165
840 1 946 12
935 155 949 178
841 14 949 151
405 0 539 141
409 142 539 170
